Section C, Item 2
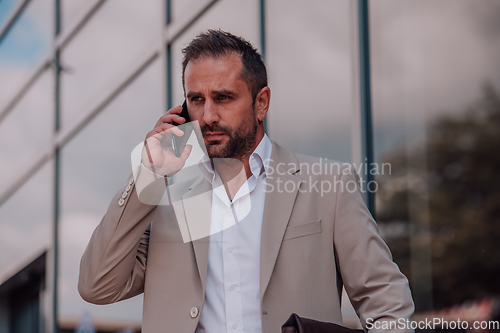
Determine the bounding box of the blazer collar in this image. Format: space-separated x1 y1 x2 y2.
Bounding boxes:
180 140 301 300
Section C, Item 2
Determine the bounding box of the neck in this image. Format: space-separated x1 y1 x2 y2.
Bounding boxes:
213 158 248 201
213 131 265 201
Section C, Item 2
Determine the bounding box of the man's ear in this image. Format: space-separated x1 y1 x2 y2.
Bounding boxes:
254 87 271 122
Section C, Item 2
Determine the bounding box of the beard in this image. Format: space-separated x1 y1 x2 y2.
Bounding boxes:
201 110 258 159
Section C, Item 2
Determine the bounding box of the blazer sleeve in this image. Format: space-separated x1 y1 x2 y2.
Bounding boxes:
333 166 414 333
78 166 166 305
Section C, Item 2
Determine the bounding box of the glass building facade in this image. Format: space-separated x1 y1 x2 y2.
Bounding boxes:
0 0 499 332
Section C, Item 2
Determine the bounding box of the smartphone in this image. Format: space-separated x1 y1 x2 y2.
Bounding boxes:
172 100 193 157
174 100 191 125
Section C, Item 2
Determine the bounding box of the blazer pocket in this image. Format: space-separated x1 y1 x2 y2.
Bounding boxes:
283 219 322 241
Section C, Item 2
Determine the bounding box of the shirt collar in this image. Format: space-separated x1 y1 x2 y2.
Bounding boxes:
199 134 273 184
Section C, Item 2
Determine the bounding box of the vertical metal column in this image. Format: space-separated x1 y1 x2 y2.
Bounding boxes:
259 0 267 133
52 1 62 332
259 0 266 63
166 44 173 110
165 1 172 111
166 0 171 25
52 148 60 333
161 0 172 114
357 0 375 216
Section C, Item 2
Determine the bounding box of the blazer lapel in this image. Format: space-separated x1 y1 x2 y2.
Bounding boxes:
174 142 302 299
260 142 302 300
181 177 212 292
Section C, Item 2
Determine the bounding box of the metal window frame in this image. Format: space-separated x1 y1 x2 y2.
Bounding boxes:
260 0 267 133
356 0 375 216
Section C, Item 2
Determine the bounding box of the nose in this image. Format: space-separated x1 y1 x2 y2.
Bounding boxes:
202 99 220 125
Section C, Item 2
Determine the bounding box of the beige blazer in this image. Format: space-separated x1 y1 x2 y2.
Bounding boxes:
78 141 414 333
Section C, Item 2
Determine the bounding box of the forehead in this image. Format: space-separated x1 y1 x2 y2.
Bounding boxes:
184 54 246 91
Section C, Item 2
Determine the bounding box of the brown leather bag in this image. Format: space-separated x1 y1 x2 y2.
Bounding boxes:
282 313 365 333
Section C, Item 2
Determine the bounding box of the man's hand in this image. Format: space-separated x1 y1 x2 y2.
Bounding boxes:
141 105 193 177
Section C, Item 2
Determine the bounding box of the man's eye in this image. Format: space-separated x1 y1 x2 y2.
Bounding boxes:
218 95 230 100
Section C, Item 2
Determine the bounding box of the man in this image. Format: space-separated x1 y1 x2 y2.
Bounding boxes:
79 30 414 333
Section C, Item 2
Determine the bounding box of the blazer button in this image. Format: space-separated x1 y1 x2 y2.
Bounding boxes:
190 307 199 318
118 198 125 206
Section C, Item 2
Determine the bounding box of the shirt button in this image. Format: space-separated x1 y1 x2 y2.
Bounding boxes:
190 307 199 318
226 210 233 217
230 285 236 291
232 324 238 329
227 248 233 253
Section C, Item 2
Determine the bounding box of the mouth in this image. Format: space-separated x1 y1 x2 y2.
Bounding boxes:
203 132 226 141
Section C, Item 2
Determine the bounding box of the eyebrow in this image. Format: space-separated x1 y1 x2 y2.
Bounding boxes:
213 89 236 96
186 89 237 98
186 91 202 99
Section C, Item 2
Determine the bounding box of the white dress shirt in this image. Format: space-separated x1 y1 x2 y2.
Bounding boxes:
195 134 272 333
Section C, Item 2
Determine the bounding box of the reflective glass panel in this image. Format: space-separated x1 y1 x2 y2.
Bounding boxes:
61 0 91 31
170 0 260 108
266 0 353 162
267 0 356 325
371 0 500 319
0 160 52 284
0 69 53 191
60 0 162 131
0 0 53 111
170 0 202 23
59 59 162 325
0 0 20 26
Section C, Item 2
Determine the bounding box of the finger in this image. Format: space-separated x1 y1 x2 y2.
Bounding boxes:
171 115 186 126
147 123 184 139
145 128 168 143
167 104 183 115
154 105 183 127
154 114 184 127
144 130 162 144
156 123 185 137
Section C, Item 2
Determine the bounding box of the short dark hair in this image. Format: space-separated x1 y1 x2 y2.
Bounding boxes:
182 29 268 103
